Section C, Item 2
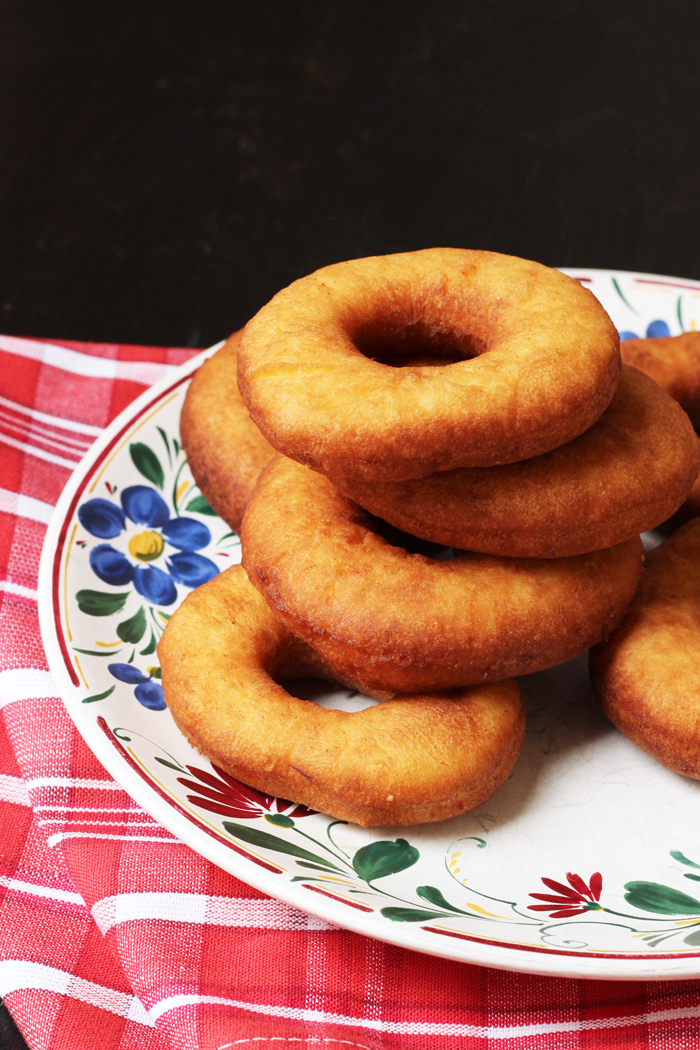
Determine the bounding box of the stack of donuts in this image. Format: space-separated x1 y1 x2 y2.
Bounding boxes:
159 249 700 827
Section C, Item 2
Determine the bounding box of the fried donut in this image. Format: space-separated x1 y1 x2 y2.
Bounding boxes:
622 331 700 426
240 456 644 695
590 519 700 778
180 331 275 533
333 366 699 558
157 565 526 826
237 249 620 482
670 464 700 526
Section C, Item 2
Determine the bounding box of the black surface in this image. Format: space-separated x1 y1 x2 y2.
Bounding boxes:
2 0 700 348
0 1002 27 1050
0 4 699 1045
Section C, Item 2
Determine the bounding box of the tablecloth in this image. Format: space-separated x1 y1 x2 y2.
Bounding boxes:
3 334 700 1049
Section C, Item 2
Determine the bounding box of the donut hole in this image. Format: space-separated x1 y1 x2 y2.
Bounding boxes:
368 515 456 560
282 677 380 712
352 319 485 367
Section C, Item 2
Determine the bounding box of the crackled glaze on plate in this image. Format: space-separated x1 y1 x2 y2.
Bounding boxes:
38 270 700 980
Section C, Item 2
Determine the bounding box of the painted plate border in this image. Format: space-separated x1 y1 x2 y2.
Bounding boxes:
37 272 700 980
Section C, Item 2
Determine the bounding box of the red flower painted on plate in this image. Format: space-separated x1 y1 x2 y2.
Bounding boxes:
177 764 315 820
528 871 603 918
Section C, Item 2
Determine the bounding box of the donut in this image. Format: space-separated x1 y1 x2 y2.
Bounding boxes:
180 331 275 533
157 565 526 826
333 366 699 558
590 519 700 778
670 465 700 526
237 249 621 482
240 455 644 695
621 331 700 426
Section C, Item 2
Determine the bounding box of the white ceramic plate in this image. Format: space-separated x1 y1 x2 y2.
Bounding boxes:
38 268 700 981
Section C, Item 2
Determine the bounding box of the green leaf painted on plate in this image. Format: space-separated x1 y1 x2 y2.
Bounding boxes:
352 839 419 883
684 874 700 883
76 590 130 616
416 885 469 914
265 813 294 828
380 907 450 922
624 881 700 915
294 862 340 873
72 647 122 657
82 684 116 704
156 426 172 465
185 494 217 515
117 606 147 644
140 630 157 656
130 443 164 489
671 850 700 870
684 929 700 946
154 756 186 773
222 821 342 870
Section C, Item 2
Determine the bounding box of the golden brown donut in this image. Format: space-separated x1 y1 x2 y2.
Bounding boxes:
157 565 526 827
590 519 700 778
241 455 644 695
333 366 699 558
180 331 275 533
237 249 620 482
621 331 700 426
670 464 700 526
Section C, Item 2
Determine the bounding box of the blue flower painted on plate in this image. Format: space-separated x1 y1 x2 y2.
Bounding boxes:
619 319 671 342
108 662 166 711
79 485 218 605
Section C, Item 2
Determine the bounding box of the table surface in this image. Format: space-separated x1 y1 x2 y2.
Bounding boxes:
2 2 700 1047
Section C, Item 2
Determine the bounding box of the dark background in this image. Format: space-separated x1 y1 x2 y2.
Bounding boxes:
2 0 700 350
2 1 700 1045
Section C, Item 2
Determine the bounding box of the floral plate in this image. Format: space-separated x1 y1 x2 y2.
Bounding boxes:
38 269 700 981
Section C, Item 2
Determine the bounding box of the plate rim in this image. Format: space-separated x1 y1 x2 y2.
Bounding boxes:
37 270 700 981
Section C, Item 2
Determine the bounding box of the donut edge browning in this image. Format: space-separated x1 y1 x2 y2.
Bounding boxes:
333 366 700 557
180 330 275 534
238 248 621 481
241 456 645 695
622 332 700 427
590 519 700 778
157 565 526 827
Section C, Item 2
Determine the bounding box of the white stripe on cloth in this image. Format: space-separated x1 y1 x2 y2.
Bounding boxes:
0 579 38 604
0 431 79 470
0 410 92 454
39 819 161 830
34 805 141 813
46 832 179 847
0 875 83 905
0 334 176 386
149 995 700 1039
218 1040 377 1050
0 773 31 807
0 393 103 436
0 487 55 525
26 776 122 790
0 579 38 601
0 669 57 709
91 892 330 934
0 961 153 1025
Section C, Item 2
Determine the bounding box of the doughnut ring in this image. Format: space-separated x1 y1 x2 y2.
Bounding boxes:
590 519 700 778
670 464 700 527
237 249 620 482
157 565 526 826
180 331 275 533
622 331 700 427
241 456 644 696
334 366 699 558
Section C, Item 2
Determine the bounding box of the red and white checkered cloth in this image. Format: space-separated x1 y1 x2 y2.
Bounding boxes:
3 334 700 1050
